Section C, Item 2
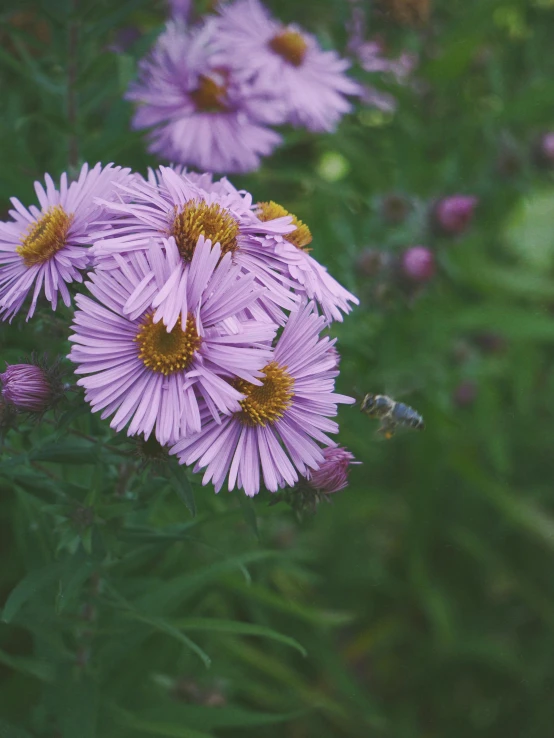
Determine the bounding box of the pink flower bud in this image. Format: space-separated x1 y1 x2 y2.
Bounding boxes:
434 195 477 235
453 380 477 407
307 446 358 494
1 363 52 412
401 246 435 282
540 133 554 164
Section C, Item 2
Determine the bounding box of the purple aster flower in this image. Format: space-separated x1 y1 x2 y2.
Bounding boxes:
170 300 356 497
69 237 277 445
214 0 360 132
92 167 299 324
127 20 283 173
1 363 53 412
306 445 358 494
0 163 132 322
254 201 359 323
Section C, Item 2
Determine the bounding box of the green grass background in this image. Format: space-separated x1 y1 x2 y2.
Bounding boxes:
2 0 554 736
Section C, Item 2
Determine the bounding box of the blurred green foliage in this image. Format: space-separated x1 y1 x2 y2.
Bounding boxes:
3 0 554 736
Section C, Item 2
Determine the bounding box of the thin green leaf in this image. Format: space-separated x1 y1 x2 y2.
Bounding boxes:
169 465 196 517
2 561 67 623
238 495 259 541
119 705 308 731
172 617 307 656
114 708 214 738
225 581 354 626
0 647 54 683
30 440 98 464
122 610 212 669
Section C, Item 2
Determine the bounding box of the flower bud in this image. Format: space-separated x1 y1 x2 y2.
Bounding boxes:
356 248 386 277
401 246 435 282
381 194 410 224
453 380 477 407
307 446 358 494
537 132 554 166
434 195 477 235
1 363 54 412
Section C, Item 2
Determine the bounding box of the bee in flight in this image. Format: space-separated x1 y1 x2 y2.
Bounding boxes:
360 394 425 439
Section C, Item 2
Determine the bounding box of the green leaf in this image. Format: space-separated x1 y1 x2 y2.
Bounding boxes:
0 648 54 683
122 611 212 669
30 441 98 464
55 553 94 614
171 617 307 657
225 581 354 626
0 719 34 738
118 705 308 731
169 465 196 517
59 674 99 738
114 709 214 738
134 550 278 613
1 560 67 623
238 495 259 541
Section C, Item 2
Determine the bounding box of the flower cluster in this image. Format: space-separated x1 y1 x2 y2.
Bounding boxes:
127 0 360 172
355 191 478 308
0 162 357 497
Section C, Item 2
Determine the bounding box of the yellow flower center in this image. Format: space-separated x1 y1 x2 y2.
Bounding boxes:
256 201 312 251
170 200 240 263
234 361 294 427
17 205 74 267
135 312 201 375
268 30 308 67
190 74 228 112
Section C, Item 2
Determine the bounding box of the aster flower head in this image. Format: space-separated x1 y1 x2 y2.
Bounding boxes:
69 237 277 446
306 445 358 494
214 0 361 132
1 362 60 413
92 167 299 325
170 300 356 497
255 200 359 322
0 163 132 322
127 20 283 173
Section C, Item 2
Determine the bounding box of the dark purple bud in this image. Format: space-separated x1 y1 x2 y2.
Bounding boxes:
107 26 141 53
1 363 52 412
537 133 554 166
434 195 478 235
401 246 435 282
307 446 359 494
474 331 507 354
453 380 477 407
497 148 521 177
356 248 387 277
70 505 95 532
381 194 411 223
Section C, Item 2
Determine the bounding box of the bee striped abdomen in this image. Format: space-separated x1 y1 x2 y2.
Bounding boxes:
392 402 425 430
